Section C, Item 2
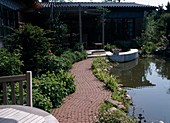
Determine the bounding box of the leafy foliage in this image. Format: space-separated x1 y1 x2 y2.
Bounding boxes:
2 23 87 113
33 71 75 108
104 43 117 52
99 102 114 112
141 13 168 55
161 13 170 34
32 89 53 113
3 24 51 76
40 50 87 75
0 48 23 76
73 43 85 51
48 14 69 55
95 109 136 123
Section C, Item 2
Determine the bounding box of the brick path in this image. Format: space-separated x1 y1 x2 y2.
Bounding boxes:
52 58 112 123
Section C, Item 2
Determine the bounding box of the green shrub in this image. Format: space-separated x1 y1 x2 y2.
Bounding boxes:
3 24 51 76
32 89 53 113
99 102 114 112
33 71 75 108
92 57 110 70
54 47 65 56
0 48 23 76
48 16 69 54
78 50 88 61
111 89 127 105
141 13 168 55
61 50 87 63
40 53 68 74
104 44 116 52
105 75 118 92
141 42 157 55
61 50 76 64
40 50 87 74
95 70 108 82
73 43 84 51
56 70 76 94
95 109 136 123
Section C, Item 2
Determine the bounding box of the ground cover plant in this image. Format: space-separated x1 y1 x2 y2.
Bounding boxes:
95 108 136 123
92 57 136 123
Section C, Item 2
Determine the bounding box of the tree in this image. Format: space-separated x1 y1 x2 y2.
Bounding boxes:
166 2 170 12
48 12 69 55
141 13 168 54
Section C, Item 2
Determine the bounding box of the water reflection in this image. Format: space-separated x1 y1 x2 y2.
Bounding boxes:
110 58 156 88
154 58 170 80
111 57 170 122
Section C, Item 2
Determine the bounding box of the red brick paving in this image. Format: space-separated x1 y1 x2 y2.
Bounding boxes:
52 58 112 123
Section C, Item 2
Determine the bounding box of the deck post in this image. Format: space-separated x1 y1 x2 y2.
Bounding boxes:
26 71 32 107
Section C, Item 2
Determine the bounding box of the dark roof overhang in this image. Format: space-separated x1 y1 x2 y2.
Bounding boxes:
39 2 157 9
19 0 41 9
0 0 41 11
0 0 26 10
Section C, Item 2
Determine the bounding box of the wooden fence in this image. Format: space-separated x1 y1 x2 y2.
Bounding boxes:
0 71 32 107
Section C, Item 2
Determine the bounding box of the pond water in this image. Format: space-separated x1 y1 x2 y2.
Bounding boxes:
110 58 170 123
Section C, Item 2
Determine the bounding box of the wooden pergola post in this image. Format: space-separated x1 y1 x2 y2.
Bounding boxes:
79 4 83 44
49 3 54 30
102 11 105 47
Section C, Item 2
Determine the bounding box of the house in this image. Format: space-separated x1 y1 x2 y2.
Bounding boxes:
31 2 157 49
0 0 39 47
0 1 157 48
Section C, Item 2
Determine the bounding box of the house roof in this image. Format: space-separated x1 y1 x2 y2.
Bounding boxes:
0 0 26 10
20 0 41 8
40 2 157 8
0 0 40 10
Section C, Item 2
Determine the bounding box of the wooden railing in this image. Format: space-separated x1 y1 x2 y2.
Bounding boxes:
0 71 32 107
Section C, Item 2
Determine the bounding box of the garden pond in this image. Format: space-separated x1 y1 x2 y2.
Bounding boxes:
111 57 170 123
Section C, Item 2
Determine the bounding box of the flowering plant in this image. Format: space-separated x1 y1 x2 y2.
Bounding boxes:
112 48 122 54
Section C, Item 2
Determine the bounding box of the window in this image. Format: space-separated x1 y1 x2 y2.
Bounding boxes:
127 19 134 39
106 18 134 42
0 4 17 37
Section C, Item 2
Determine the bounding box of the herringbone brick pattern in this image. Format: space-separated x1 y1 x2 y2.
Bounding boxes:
52 58 111 123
